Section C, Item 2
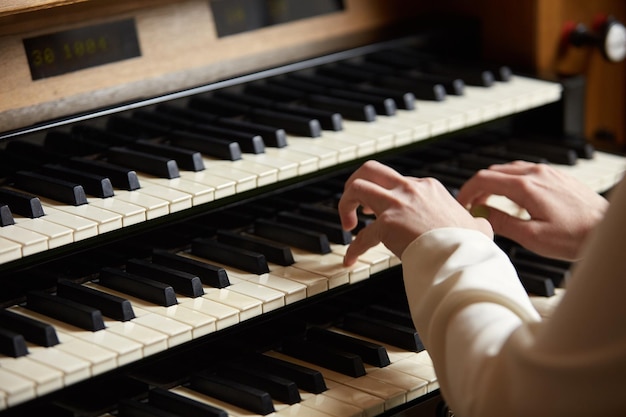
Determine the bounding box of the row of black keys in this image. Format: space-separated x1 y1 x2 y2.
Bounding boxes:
0 47 511 223
0 179 571 359
12 268 424 417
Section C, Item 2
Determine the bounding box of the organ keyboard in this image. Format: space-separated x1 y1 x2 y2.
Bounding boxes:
1 1 625 416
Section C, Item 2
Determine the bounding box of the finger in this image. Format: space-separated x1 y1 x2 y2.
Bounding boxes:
486 160 538 174
457 169 534 209
343 160 406 191
338 176 398 230
343 221 382 266
480 204 534 242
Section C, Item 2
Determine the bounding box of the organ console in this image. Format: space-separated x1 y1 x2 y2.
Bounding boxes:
0 1 625 416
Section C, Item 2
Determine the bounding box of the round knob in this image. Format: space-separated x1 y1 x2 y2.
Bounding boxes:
597 15 626 62
565 15 626 63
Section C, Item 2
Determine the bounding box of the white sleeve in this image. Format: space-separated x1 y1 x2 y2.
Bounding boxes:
401 179 626 417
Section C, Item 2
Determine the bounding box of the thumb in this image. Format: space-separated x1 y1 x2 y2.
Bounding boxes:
471 205 527 239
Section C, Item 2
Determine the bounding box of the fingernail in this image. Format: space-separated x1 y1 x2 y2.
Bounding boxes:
470 205 490 219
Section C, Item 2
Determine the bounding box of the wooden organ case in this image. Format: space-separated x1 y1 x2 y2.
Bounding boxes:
0 1 625 416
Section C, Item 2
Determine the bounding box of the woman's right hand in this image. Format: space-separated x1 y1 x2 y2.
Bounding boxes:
456 161 609 261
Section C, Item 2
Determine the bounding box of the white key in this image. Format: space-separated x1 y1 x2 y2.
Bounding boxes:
264 146 321 175
270 265 330 297
12 216 73 248
41 198 122 234
207 158 278 187
138 174 214 207
87 196 146 227
0 223 47 256
0 367 35 408
201 158 258 192
112 189 170 220
0 355 63 397
132 182 193 212
202 287 263 322
177 295 240 331
285 136 340 169
243 152 300 181
38 206 99 241
291 248 368 286
0 236 21 263
182 170 237 200
9 307 118 376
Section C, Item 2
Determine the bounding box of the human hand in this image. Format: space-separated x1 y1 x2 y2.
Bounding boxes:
338 160 493 266
456 161 609 261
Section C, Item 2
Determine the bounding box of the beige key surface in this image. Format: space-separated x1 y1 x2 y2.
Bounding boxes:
0 355 63 397
13 216 73 248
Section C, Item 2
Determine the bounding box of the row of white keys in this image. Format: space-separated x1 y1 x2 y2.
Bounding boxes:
551 150 625 194
330 327 439 393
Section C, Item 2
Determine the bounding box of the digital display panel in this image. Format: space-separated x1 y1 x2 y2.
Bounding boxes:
210 0 345 37
23 19 141 80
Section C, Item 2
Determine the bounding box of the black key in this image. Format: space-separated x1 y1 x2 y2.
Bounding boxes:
26 290 105 331
72 124 136 147
218 362 301 405
237 86 345 132
377 75 447 101
193 95 322 137
0 308 59 347
156 104 288 148
276 211 352 245
187 125 265 154
477 147 548 164
5 140 66 165
107 115 167 139
190 371 275 415
251 108 322 137
167 131 242 161
316 66 417 110
118 398 183 417
247 353 327 394
134 110 265 155
340 311 424 352
0 327 28 357
14 170 88 206
270 79 377 121
68 157 141 191
98 267 178 307
149 387 227 417
254 218 331 254
107 147 180 179
41 164 114 198
509 245 572 270
0 188 45 218
366 304 414 329
191 238 269 275
288 73 397 115
281 336 366 378
513 258 570 288
45 130 109 155
307 326 390 367
125 258 204 298
189 95 250 117
506 139 578 165
151 249 230 288
298 203 373 233
216 230 294 266
215 118 288 148
457 153 509 171
517 271 556 297
56 279 135 321
131 140 205 172
0 204 15 226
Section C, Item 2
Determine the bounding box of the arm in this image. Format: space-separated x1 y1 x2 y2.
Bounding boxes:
338 160 626 416
405 178 626 416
